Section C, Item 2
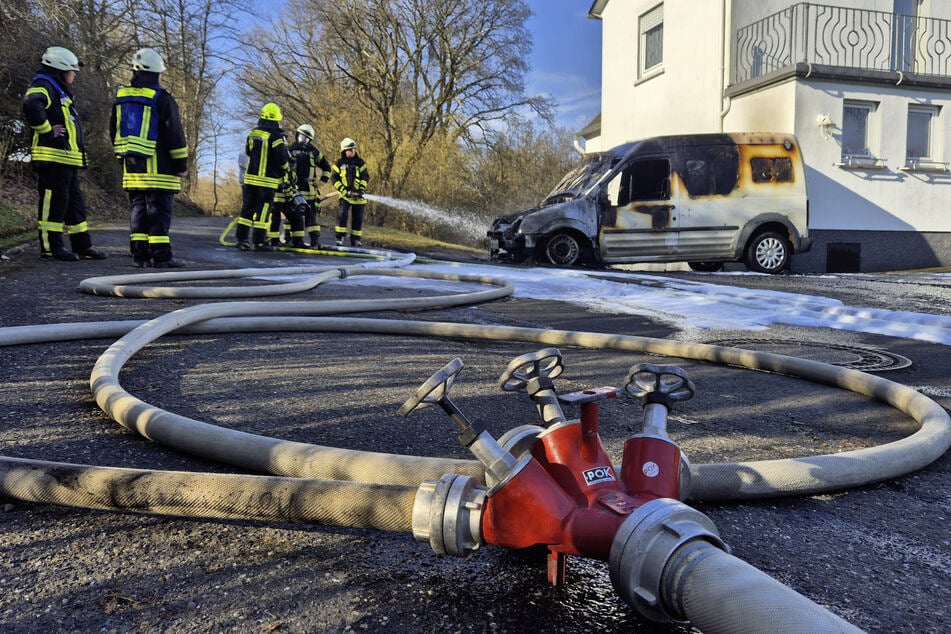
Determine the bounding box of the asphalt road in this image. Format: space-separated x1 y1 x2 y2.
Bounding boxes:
0 215 948 633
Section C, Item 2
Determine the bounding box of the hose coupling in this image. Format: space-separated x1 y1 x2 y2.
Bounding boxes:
608 498 727 623
412 474 487 556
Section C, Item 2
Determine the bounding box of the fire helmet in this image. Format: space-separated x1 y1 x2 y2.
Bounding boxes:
132 48 166 73
41 46 82 72
296 124 315 140
340 137 357 152
260 102 283 122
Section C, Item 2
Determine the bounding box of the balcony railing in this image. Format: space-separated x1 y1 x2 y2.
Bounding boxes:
733 2 951 85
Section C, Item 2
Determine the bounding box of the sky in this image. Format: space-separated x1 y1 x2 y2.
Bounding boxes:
238 0 603 132
327 261 951 348
524 0 603 131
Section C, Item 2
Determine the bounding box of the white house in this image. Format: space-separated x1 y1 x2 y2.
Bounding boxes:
586 0 951 273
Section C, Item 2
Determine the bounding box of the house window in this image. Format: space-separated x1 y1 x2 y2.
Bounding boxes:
842 101 877 159
639 4 664 78
906 105 936 160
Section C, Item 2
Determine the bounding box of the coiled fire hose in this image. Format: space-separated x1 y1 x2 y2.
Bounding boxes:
1 262 947 632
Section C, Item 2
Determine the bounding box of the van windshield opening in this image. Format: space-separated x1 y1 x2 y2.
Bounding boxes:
543 154 622 203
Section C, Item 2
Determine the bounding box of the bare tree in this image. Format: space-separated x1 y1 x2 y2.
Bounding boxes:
239 0 552 198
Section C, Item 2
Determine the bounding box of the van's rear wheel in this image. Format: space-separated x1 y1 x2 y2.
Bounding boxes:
744 231 791 274
542 231 584 266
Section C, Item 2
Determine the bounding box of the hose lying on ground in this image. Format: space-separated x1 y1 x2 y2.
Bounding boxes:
0 267 947 512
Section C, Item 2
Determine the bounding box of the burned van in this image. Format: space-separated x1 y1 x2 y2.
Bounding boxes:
486 132 811 274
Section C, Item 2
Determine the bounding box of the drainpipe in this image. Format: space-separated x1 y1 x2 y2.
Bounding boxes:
719 0 733 129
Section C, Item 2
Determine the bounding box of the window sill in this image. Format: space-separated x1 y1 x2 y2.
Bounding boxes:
635 67 665 86
900 160 948 173
835 156 887 170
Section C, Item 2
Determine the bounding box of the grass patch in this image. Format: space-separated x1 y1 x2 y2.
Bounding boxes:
362 223 485 256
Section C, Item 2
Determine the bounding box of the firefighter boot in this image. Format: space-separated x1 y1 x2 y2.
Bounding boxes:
40 231 79 261
235 224 252 251
132 240 151 268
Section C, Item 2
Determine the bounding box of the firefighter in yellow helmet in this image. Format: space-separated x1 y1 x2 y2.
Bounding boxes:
235 103 292 251
22 46 107 261
331 137 369 247
109 47 189 267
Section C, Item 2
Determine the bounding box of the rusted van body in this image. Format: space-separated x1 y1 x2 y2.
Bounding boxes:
486 133 811 273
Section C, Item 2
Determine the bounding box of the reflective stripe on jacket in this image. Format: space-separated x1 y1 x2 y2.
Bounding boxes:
22 73 86 167
332 154 369 204
244 120 290 190
109 75 189 191
113 86 160 157
289 142 332 201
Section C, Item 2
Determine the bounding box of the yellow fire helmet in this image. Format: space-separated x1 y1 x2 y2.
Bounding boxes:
260 102 283 122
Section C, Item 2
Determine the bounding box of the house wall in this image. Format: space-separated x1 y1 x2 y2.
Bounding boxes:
798 81 951 233
599 1 726 144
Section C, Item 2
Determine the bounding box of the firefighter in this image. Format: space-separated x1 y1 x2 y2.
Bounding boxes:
22 46 107 261
288 124 332 249
235 103 292 251
110 48 189 268
331 137 369 247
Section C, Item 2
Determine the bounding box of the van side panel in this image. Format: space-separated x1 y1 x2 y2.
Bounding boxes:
678 140 807 260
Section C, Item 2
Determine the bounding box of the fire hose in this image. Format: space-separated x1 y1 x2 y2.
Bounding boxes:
1 263 948 632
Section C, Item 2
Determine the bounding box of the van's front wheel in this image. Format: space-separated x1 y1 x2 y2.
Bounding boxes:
542 231 584 266
744 231 791 274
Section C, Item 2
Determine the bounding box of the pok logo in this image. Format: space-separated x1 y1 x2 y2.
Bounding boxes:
583 465 616 486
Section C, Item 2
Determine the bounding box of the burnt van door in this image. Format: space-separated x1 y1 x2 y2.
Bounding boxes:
599 157 677 259
675 147 744 260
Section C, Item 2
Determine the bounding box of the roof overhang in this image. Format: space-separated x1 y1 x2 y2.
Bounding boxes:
588 0 608 19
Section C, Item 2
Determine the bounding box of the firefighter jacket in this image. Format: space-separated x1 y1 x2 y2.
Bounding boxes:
332 153 369 205
109 72 188 191
288 141 332 201
243 119 291 190
22 68 87 168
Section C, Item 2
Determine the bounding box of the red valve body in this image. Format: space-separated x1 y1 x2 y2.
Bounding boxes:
481 395 683 577
621 436 682 500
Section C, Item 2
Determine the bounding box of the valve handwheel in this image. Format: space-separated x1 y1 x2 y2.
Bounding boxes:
398 357 465 417
623 363 695 403
498 348 564 392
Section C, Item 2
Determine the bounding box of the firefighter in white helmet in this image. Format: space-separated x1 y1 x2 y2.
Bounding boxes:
22 46 107 261
331 137 369 247
287 123 332 249
110 47 189 267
